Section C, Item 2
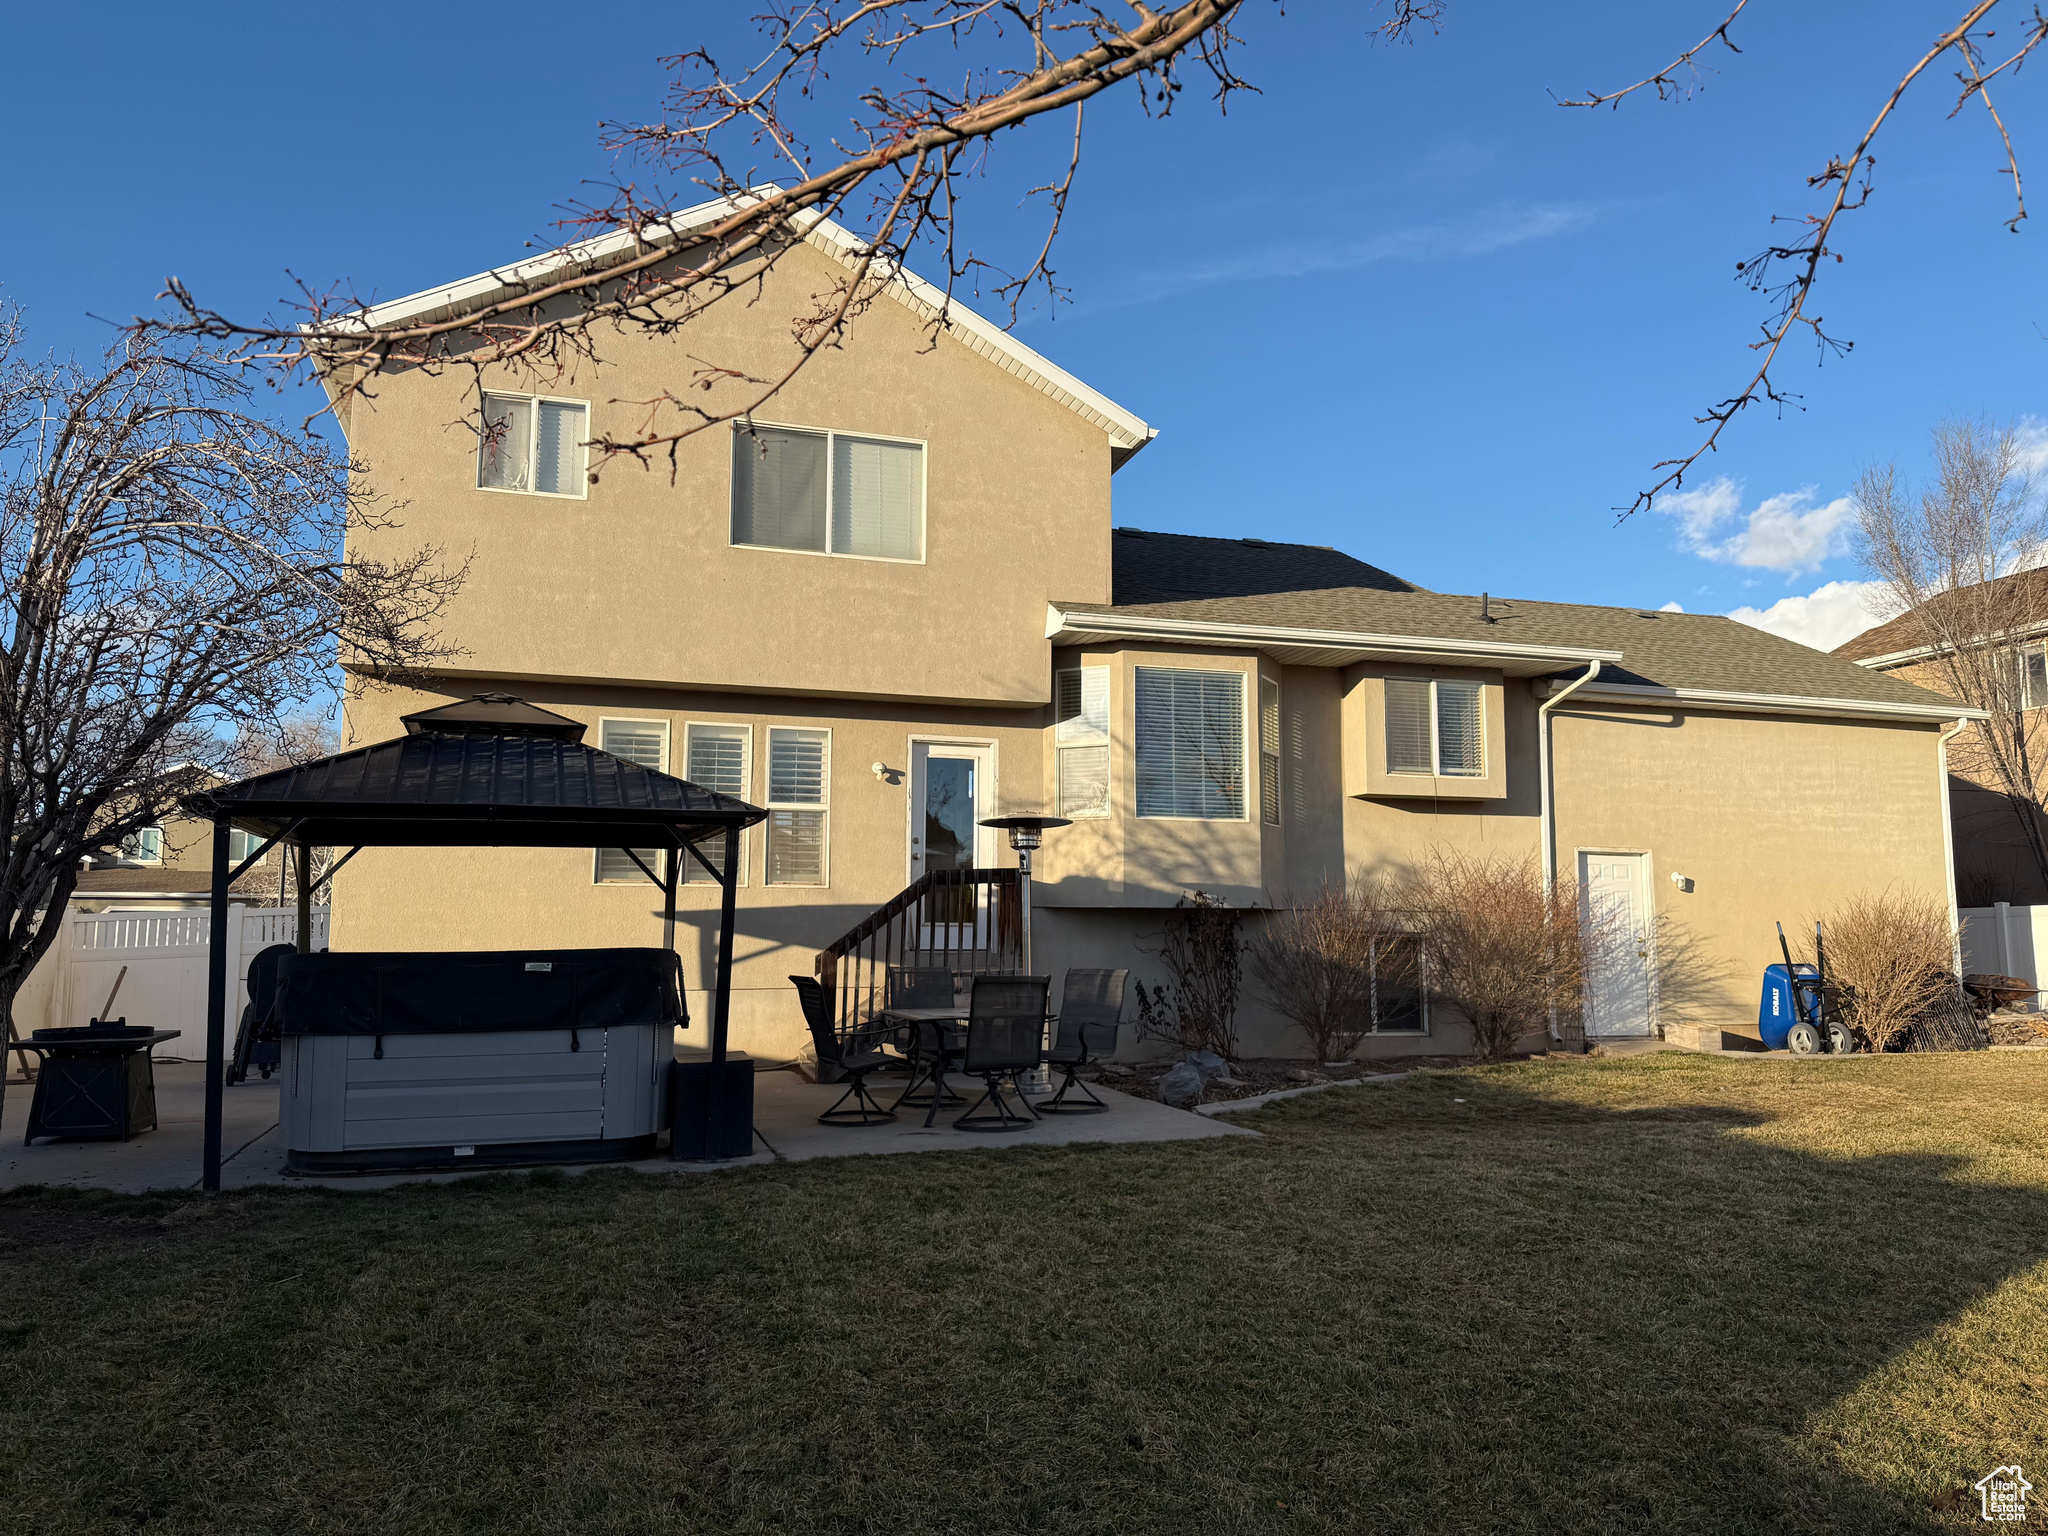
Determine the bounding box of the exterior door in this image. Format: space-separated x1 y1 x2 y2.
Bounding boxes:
1580 851 1653 1038
910 742 996 946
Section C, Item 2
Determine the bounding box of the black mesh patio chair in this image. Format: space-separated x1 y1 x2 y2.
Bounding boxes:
954 974 1051 1132
1040 967 1128 1115
227 943 295 1086
790 975 905 1126
887 967 968 1117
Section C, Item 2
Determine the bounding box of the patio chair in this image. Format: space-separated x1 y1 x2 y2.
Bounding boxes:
790 975 905 1126
1040 967 1128 1115
887 966 967 1116
954 974 1051 1133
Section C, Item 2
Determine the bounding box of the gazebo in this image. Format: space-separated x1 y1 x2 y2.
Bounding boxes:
180 694 767 1189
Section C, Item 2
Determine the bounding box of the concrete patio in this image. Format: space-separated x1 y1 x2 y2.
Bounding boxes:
1 1059 1252 1194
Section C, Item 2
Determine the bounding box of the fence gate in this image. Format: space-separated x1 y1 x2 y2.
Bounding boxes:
48 906 330 1059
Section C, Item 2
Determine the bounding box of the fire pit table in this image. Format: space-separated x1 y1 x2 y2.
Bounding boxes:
16 1023 181 1144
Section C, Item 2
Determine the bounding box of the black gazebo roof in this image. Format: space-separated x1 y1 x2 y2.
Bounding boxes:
181 695 766 849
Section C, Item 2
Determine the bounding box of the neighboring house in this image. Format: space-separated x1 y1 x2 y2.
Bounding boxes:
1834 574 2048 905
73 796 276 911
326 197 1978 1058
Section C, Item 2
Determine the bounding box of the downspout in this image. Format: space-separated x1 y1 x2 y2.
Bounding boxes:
1540 661 1603 897
1938 717 1969 976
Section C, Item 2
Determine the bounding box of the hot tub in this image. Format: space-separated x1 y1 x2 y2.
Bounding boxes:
277 948 682 1174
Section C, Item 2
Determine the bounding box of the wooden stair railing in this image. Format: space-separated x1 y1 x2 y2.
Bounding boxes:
813 867 1023 1037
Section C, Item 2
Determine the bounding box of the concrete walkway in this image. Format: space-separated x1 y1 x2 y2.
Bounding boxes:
1 1061 1249 1195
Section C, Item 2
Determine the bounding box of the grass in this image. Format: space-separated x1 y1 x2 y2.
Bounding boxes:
3 1053 2048 1535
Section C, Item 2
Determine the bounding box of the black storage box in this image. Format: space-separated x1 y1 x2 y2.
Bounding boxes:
670 1055 755 1160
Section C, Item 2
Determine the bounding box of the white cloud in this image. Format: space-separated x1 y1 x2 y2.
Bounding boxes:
1726 579 1890 652
1657 477 1854 573
1657 600 1685 613
2014 415 2048 479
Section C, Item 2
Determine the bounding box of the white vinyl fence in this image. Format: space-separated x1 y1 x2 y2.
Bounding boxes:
12 905 329 1058
1959 902 2047 1010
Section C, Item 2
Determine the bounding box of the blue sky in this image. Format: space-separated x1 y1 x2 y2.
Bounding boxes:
5 2 2044 651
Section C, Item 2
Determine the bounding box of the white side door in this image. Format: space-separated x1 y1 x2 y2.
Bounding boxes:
1580 851 1653 1038
909 742 997 947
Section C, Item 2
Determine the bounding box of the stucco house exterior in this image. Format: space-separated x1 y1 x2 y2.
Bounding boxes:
327 198 1978 1060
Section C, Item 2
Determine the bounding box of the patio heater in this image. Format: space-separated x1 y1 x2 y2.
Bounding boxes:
979 814 1070 1094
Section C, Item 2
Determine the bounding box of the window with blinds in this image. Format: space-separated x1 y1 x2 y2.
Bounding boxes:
766 727 830 885
595 718 668 884
1385 678 1486 778
1258 676 1281 826
1055 666 1110 818
683 723 751 885
1135 667 1245 820
732 424 923 561
479 392 587 497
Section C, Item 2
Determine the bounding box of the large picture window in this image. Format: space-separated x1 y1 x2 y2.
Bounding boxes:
732 424 924 562
1055 666 1110 819
683 723 751 885
1385 678 1485 778
479 392 588 497
594 718 669 884
766 727 831 885
1134 667 1246 820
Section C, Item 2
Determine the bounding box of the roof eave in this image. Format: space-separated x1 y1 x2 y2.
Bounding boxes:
1542 677 1986 724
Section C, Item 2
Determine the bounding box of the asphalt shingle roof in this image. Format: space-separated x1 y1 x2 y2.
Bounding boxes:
1110 527 1420 605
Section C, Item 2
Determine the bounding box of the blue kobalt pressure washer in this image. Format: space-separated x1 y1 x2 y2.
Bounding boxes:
1760 922 1856 1054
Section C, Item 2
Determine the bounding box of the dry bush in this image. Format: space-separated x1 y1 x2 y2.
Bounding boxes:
1132 892 1244 1061
1246 876 1412 1061
1402 851 1590 1062
1801 889 1957 1052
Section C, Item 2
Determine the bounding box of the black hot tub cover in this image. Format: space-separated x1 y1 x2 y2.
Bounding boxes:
276 948 686 1036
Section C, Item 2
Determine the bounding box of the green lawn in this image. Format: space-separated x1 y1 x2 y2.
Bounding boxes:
4 1053 2047 1535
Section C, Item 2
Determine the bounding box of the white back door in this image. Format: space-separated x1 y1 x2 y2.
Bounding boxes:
1581 851 1653 1038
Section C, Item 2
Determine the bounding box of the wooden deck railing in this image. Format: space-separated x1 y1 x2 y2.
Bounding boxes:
814 868 1023 1037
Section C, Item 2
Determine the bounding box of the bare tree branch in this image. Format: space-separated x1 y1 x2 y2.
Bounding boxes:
1551 0 1748 109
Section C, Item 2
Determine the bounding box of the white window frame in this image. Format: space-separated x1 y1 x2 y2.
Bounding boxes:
1133 665 1251 822
593 717 671 885
228 827 268 866
119 826 165 866
1258 675 1282 826
729 420 929 566
682 720 753 887
476 390 591 500
1054 666 1112 820
765 725 832 887
2021 642 2048 710
1386 677 1486 778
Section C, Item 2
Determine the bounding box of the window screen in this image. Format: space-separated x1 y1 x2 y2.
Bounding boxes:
479 394 534 491
831 434 923 560
1385 679 1433 775
1056 666 1112 819
1259 677 1281 825
1135 667 1245 819
733 426 829 553
596 719 667 884
767 728 829 885
684 724 750 885
1435 680 1484 777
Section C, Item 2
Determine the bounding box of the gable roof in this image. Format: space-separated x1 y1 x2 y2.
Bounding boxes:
1832 567 2048 665
1110 527 1422 605
332 191 1157 467
1051 583 1979 721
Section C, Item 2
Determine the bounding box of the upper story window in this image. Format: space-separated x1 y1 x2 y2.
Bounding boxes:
118 827 164 865
1135 666 1246 820
1385 678 1484 778
1055 666 1110 819
732 424 924 563
1258 677 1282 826
2022 643 2048 708
479 392 588 497
594 718 668 884
683 722 751 886
228 828 268 865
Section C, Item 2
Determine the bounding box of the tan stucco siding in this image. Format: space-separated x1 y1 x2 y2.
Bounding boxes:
343 241 1113 708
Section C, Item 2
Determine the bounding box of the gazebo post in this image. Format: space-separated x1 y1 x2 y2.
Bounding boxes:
295 841 313 955
710 824 740 1066
661 847 679 953
202 818 230 1192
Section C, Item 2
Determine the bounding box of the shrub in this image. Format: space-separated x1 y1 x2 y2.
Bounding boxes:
1245 876 1413 1061
1402 850 1590 1061
1132 891 1244 1060
1803 889 1957 1052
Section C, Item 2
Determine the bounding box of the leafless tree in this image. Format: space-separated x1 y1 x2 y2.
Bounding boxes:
1132 890 1243 1060
240 712 345 907
1246 875 1413 1061
1401 850 1592 1061
1853 417 2048 886
0 315 464 1119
